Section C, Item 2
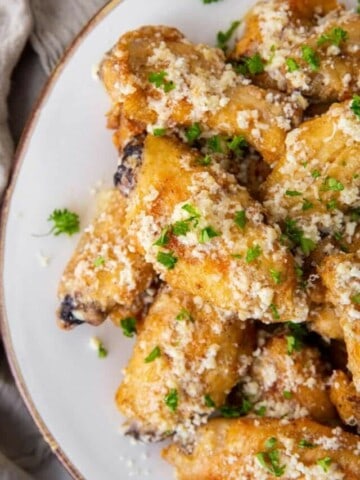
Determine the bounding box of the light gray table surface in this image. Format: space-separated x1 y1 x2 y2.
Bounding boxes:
5 43 72 480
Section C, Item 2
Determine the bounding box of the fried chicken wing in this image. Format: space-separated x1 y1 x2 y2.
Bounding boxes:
126 135 308 323
240 334 336 424
263 100 360 251
163 417 360 480
57 189 154 329
330 370 360 430
100 26 306 164
233 0 360 103
319 252 360 390
309 303 344 340
116 286 255 443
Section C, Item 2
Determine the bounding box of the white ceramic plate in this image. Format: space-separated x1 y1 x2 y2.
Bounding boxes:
1 0 356 479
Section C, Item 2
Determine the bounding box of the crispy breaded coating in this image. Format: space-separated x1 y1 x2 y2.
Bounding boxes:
319 252 360 390
240 334 336 424
232 0 360 103
330 370 360 430
163 417 360 479
263 101 360 251
57 189 154 329
100 26 306 164
309 303 344 340
126 135 308 323
116 286 255 443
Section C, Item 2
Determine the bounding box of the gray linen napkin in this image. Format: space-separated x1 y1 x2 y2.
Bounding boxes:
1 1 107 478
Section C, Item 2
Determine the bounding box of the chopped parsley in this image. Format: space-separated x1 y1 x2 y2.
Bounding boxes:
220 399 252 417
148 71 175 92
302 199 314 211
176 308 193 322
197 154 212 166
256 437 286 477
317 457 332 473
234 53 265 75
269 303 280 320
164 389 178 412
182 203 200 223
228 135 248 154
93 256 106 267
199 226 221 243
286 335 302 355
270 269 282 285
217 20 241 51
120 317 137 338
326 199 338 210
172 220 191 236
48 209 80 236
255 405 267 417
185 123 201 144
283 390 293 400
207 135 223 153
321 176 344 192
234 210 247 229
283 218 316 255
311 169 321 179
204 394 216 408
286 322 306 355
299 439 315 448
286 58 299 72
203 0 221 3
98 343 108 358
351 95 360 119
350 207 360 222
145 346 161 363
301 45 320 71
317 27 348 47
153 128 166 136
153 226 170 246
246 244 262 263
285 190 302 197
351 293 360 304
157 251 178 270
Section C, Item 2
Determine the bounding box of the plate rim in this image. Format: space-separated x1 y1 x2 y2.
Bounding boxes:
0 1 122 479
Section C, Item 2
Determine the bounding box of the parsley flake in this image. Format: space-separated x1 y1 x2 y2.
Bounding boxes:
120 317 137 338
311 169 321 179
207 135 223 153
204 394 216 408
172 220 191 236
351 95 360 119
256 405 267 417
48 209 80 236
234 210 247 229
302 199 314 211
285 190 302 197
286 58 299 72
185 123 201 144
197 155 212 166
145 346 161 363
176 308 193 322
299 439 315 448
322 177 344 192
270 269 282 285
217 20 241 51
199 226 221 243
326 199 338 210
301 45 320 71
317 27 348 47
153 226 170 246
93 256 105 267
203 0 221 3
270 303 280 320
246 244 262 263
228 135 248 154
317 457 332 473
157 251 178 270
148 71 175 92
164 389 178 412
283 390 293 399
351 293 360 304
153 128 166 136
256 437 286 477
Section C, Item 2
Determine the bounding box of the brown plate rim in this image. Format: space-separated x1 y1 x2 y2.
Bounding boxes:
0 1 122 479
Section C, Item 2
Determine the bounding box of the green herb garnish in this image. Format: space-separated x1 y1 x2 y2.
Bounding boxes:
302 199 314 211
283 390 293 399
185 123 202 144
153 128 166 136
157 251 178 270
148 71 175 92
93 256 106 267
217 20 241 51
204 394 216 407
270 304 280 320
234 210 247 229
145 346 161 363
153 226 170 246
301 45 320 71
286 58 299 72
48 209 80 236
176 308 193 322
285 190 302 197
246 244 262 263
199 226 221 243
270 269 282 285
165 389 178 412
120 317 137 338
322 177 344 192
317 457 332 473
351 95 360 119
299 439 315 448
317 27 348 47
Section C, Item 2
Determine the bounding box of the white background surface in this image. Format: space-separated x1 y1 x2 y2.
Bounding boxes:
3 0 356 479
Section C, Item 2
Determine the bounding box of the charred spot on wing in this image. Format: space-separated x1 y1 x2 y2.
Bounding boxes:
57 294 105 330
114 134 145 196
124 422 172 443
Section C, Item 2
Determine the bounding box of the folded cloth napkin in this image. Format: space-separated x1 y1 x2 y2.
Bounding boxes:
0 1 107 478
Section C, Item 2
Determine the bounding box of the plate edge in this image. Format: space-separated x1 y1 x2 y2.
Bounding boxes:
0 1 122 479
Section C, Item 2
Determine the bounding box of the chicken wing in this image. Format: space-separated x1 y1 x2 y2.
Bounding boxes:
232 0 360 103
126 135 308 323
57 189 154 329
116 286 255 443
330 370 360 431
163 417 360 479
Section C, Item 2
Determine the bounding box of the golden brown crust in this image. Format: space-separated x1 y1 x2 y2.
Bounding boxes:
330 370 360 429
163 417 360 479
